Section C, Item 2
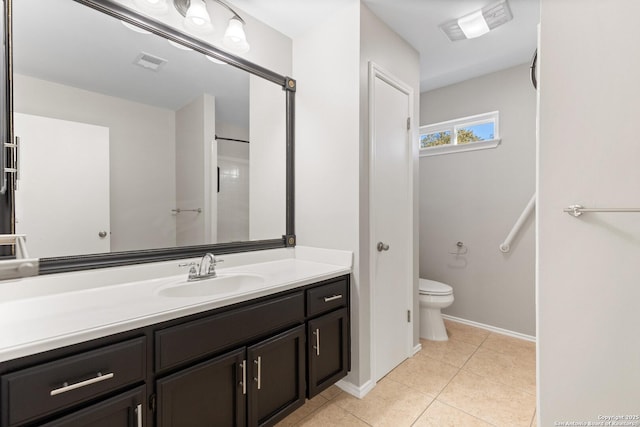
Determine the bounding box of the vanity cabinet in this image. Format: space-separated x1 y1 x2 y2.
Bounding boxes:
307 309 349 397
156 348 246 426
0 337 146 427
304 278 350 398
40 386 146 427
0 274 350 427
156 326 306 427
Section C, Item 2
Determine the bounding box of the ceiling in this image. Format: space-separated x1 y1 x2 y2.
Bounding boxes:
228 0 540 92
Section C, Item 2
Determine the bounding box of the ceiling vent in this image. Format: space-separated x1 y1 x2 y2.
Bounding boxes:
134 52 168 72
440 0 513 42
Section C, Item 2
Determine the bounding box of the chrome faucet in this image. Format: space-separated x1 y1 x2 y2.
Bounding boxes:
180 253 223 281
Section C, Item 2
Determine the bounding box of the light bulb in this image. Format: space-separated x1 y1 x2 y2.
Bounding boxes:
223 18 250 53
457 10 490 39
184 0 213 33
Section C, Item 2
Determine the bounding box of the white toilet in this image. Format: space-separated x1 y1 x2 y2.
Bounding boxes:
419 279 454 341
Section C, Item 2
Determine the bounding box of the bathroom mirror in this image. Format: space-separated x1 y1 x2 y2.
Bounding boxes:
1 0 296 272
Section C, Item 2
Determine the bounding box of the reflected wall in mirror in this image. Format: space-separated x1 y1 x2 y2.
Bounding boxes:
11 0 286 259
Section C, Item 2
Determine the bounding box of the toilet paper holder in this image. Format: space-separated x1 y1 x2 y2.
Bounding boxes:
448 241 468 255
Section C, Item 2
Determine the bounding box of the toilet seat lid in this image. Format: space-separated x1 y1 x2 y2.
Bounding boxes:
419 279 453 296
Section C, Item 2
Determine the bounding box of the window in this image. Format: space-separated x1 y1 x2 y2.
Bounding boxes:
419 111 500 156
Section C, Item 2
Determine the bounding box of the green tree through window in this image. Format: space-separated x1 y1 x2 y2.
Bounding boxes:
456 128 483 145
421 131 451 148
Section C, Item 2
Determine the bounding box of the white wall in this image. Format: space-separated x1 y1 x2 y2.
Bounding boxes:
175 94 216 245
13 74 177 252
294 0 362 384
294 1 419 392
420 64 536 336
538 0 640 422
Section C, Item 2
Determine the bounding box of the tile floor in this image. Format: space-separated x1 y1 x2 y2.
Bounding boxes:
276 319 537 427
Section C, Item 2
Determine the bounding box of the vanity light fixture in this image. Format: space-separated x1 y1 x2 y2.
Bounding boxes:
173 0 250 53
440 0 513 41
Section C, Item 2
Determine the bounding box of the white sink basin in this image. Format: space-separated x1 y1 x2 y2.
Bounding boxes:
157 274 265 298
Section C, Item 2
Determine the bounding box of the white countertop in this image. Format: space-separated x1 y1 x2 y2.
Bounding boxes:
0 247 352 363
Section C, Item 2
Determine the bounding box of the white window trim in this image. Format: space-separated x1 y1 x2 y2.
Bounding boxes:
419 111 501 157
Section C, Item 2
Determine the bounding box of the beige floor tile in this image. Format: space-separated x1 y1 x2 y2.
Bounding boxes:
386 355 459 397
332 377 433 427
480 333 536 360
443 320 490 346
463 347 536 395
530 410 537 427
418 337 478 368
319 385 343 401
412 400 494 427
275 395 329 426
439 370 535 427
297 403 371 427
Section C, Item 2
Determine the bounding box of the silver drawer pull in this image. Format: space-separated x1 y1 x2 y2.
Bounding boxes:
313 328 320 356
50 372 115 396
241 360 247 395
254 357 262 390
324 294 343 302
135 403 143 427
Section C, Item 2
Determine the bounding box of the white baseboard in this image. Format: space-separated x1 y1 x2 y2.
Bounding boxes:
335 379 375 399
413 343 422 355
441 314 536 343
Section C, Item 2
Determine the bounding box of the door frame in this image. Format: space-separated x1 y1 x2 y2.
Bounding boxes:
368 61 415 382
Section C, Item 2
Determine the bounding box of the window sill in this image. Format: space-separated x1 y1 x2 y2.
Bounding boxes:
419 139 501 157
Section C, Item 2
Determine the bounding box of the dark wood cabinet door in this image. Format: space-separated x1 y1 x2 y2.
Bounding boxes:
40 386 145 427
247 325 305 427
156 348 246 427
307 308 349 398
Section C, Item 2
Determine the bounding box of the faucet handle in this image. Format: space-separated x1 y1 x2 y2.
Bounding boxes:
206 256 223 274
178 261 198 268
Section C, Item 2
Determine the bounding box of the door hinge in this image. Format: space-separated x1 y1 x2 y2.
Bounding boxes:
149 393 157 413
406 117 411 130
407 310 411 323
4 136 20 190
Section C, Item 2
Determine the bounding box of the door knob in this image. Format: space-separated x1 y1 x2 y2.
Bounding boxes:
377 242 389 252
98 231 108 238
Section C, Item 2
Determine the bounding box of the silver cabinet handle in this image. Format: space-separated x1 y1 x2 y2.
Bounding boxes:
377 242 389 252
241 360 247 395
50 372 114 396
313 329 320 356
324 294 343 302
98 231 108 238
254 357 262 390
135 403 142 427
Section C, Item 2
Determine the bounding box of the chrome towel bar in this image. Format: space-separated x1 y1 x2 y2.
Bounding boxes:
564 204 640 217
172 208 202 214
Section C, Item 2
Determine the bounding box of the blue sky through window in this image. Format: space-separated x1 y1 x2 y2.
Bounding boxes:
461 122 494 140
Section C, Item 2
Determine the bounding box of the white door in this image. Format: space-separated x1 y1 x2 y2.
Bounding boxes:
14 113 110 258
370 63 414 382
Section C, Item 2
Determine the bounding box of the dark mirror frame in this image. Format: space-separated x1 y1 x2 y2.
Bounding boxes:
0 0 296 274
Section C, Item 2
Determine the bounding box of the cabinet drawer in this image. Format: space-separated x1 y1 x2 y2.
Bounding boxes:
306 278 348 318
155 292 304 372
1 337 146 427
40 386 145 427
